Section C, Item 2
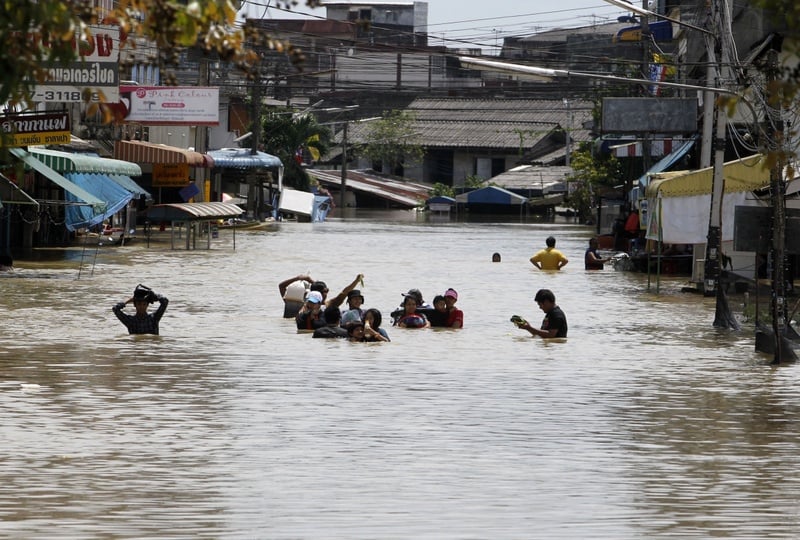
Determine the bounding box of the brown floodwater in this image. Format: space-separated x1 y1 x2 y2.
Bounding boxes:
1 210 797 539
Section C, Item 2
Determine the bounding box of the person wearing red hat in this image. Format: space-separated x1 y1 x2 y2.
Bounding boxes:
443 288 463 328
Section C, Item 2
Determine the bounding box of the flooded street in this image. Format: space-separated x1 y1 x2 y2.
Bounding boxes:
2 211 799 538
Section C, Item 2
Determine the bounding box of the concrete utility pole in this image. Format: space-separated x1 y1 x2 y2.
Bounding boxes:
765 48 792 363
340 121 348 211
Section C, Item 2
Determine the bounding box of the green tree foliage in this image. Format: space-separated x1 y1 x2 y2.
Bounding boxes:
565 143 623 221
0 0 318 107
431 182 455 197
261 110 331 191
359 110 425 176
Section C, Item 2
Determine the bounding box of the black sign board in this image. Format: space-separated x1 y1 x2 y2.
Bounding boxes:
734 206 800 254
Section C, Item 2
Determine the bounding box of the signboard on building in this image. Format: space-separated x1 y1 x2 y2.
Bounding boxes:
152 163 190 187
31 25 120 103
0 111 71 147
117 86 220 126
601 97 697 134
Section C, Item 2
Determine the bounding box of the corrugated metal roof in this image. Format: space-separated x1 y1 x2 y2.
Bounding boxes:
207 148 283 169
146 202 244 221
490 165 572 190
341 98 594 150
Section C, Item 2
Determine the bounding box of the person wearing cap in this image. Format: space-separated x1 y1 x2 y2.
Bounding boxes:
340 289 365 328
113 285 169 335
312 307 349 339
295 290 326 331
530 236 569 271
390 288 433 323
443 288 463 328
513 288 567 338
318 274 364 310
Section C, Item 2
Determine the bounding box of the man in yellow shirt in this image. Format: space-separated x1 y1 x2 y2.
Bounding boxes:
530 236 569 270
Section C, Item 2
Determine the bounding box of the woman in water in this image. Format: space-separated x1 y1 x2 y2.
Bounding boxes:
395 296 430 329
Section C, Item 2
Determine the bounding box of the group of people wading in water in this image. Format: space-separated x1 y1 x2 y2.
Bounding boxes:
278 273 464 342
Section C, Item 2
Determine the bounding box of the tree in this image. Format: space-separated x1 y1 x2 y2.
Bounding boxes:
0 0 317 107
565 143 623 221
261 110 331 191
358 110 425 176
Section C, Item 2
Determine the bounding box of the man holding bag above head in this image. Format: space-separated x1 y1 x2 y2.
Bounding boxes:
113 284 169 335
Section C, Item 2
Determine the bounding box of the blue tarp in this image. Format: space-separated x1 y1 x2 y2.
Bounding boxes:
109 175 151 199
64 173 133 231
637 137 697 190
456 186 527 205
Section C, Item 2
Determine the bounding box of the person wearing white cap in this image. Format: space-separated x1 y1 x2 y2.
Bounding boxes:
295 290 325 331
443 288 463 328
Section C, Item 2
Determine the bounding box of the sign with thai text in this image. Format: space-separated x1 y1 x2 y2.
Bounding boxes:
31 25 120 103
118 86 219 126
0 112 71 147
152 163 190 187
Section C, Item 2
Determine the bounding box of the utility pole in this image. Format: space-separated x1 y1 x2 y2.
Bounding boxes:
766 48 790 363
248 79 262 219
340 121 348 211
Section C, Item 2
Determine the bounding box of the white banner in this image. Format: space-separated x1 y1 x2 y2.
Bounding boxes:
120 86 220 126
32 25 120 103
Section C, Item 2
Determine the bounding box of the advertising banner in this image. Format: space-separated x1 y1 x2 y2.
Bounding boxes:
0 112 71 147
118 86 220 126
32 25 120 103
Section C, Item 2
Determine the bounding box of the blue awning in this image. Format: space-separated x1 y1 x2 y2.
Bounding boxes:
64 173 133 231
207 148 283 169
109 174 151 200
637 137 697 190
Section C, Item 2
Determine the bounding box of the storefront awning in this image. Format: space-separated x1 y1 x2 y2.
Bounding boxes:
146 202 244 222
10 148 105 210
28 147 142 177
114 140 214 167
0 173 39 208
207 148 282 169
646 154 770 198
108 175 151 200
64 173 133 231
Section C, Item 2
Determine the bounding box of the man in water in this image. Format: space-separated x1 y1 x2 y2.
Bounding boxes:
113 285 169 335
530 236 569 270
514 288 567 338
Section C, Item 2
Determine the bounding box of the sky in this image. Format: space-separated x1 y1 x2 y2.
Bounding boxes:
239 0 629 51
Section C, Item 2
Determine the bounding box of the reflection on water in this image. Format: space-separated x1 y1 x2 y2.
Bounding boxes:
2 212 799 538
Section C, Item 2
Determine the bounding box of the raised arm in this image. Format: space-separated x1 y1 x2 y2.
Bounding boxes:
278 274 314 298
327 273 364 309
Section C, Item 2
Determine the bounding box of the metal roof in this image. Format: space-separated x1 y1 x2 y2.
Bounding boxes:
146 202 244 222
207 148 283 169
340 98 594 150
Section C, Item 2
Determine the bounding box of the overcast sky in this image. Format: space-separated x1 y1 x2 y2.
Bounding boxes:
240 0 629 50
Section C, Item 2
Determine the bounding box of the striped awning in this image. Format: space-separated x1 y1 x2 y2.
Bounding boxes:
146 202 244 222
114 140 214 167
28 148 142 177
10 148 105 210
